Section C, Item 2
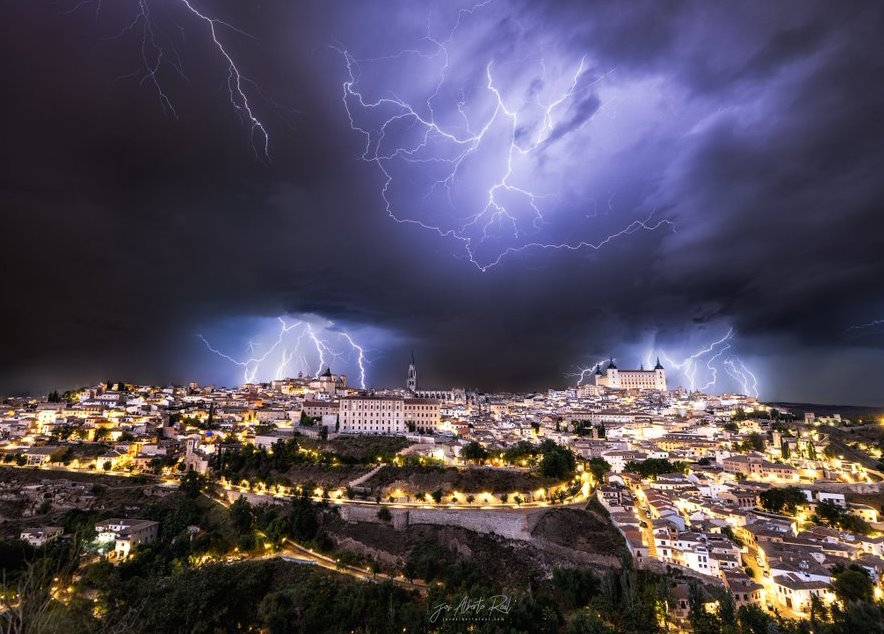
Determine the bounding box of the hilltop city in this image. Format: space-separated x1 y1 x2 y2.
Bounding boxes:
2 356 883 633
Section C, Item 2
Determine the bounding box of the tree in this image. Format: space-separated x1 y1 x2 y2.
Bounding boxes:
289 498 318 541
460 441 488 462
736 604 774 634
565 612 615 634
376 507 391 522
739 432 765 452
553 567 600 608
624 458 686 479
503 440 542 465
102 461 112 471
832 566 874 604
179 470 205 498
540 440 576 479
230 496 254 534
431 489 443 504
758 486 807 514
587 457 611 483
259 589 300 634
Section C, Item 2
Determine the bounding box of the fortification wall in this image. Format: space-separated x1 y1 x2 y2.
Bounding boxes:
338 504 548 541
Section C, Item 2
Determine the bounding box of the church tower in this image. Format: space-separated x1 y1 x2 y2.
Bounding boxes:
654 357 667 391
406 352 417 392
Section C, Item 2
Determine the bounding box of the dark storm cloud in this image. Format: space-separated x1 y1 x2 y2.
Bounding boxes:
1 0 883 403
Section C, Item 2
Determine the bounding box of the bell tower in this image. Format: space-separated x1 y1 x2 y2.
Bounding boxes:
406 352 417 393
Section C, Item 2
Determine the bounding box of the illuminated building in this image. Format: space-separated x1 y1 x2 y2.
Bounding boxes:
593 358 667 391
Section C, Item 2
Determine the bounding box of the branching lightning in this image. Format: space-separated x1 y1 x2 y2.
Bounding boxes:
723 357 759 398
197 317 368 388
644 329 761 397
66 0 270 159
337 2 672 271
568 359 608 387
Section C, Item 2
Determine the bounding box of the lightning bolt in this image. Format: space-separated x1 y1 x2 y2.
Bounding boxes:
568 359 608 386
645 328 761 397
65 0 270 159
198 316 369 389
274 348 293 380
723 358 759 398
339 332 367 391
337 2 672 271
197 317 301 384
698 344 730 392
305 323 332 377
846 319 884 335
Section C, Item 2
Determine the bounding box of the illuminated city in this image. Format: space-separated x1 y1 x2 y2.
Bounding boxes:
2 1 884 633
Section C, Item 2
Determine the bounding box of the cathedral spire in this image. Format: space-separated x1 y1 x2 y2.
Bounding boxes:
407 353 417 392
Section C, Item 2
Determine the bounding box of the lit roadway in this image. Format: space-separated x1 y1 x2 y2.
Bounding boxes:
632 501 658 558
217 472 593 511
207 491 428 593
4 462 592 510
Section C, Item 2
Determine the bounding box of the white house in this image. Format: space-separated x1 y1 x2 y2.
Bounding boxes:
20 526 63 547
95 518 159 559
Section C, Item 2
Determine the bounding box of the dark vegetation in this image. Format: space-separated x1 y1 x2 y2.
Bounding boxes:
623 458 688 479
3 475 884 633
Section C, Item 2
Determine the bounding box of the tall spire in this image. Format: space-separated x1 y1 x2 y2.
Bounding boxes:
654 356 664 370
407 352 417 392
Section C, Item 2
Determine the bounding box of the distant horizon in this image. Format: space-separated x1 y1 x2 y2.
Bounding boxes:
6 378 884 412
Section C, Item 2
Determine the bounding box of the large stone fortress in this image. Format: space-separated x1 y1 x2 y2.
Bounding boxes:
593 358 667 391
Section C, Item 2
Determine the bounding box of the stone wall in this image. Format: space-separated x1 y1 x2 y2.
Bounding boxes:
811 481 884 495
338 504 549 541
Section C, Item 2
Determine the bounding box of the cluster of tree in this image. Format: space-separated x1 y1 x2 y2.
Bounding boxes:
540 440 577 479
460 440 489 462
217 439 317 484
229 492 322 550
5 517 884 634
624 458 687 479
758 486 807 514
737 432 766 453
2 453 28 466
502 440 544 464
218 437 416 488
461 440 578 480
814 500 872 535
551 565 669 633
586 457 612 483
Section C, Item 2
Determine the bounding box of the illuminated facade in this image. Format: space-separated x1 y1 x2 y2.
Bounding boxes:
339 396 440 435
593 358 667 391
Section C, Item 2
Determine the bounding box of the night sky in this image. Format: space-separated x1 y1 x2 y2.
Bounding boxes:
2 1 884 404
